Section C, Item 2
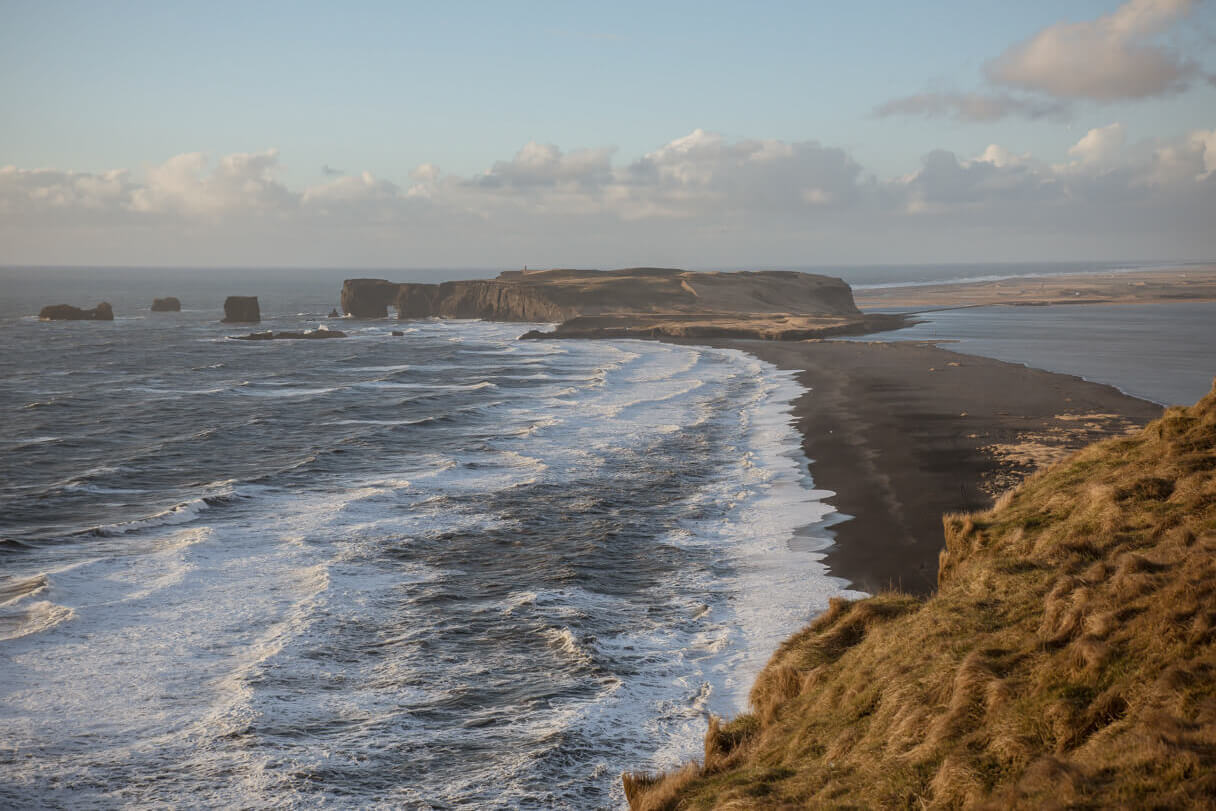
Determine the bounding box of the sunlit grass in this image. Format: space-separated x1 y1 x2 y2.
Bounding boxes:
627 379 1216 809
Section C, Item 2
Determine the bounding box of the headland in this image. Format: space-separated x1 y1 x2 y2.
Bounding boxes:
341 268 901 339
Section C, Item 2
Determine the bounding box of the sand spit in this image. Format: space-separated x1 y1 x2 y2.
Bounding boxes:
854 265 1216 310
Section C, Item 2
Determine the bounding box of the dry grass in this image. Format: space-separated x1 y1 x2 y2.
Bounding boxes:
625 379 1216 809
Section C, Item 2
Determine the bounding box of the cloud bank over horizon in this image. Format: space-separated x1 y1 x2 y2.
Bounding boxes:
3 124 1213 268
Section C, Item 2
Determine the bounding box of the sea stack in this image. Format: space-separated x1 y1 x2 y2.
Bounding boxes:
222 296 261 323
151 297 181 312
39 303 114 321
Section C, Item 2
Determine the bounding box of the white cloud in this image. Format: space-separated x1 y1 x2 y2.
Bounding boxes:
3 128 1216 265
471 142 615 189
129 149 294 217
988 0 1201 100
974 144 1034 169
613 131 868 217
1067 123 1128 166
302 171 399 204
1140 127 1216 185
0 165 132 218
409 162 441 183
899 149 1062 214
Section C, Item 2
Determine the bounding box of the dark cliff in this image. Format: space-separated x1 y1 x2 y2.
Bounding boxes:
340 269 863 333
341 279 401 318
151 297 181 312
222 296 261 323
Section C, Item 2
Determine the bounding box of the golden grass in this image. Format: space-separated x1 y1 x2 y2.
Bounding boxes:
625 379 1216 809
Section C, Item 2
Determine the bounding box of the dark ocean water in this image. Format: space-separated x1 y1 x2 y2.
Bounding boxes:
0 269 851 808
1 263 1206 808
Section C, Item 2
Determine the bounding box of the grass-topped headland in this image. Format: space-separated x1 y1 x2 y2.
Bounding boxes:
626 378 1216 809
340 269 904 339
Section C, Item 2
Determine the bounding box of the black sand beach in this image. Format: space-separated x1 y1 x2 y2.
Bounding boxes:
686 339 1164 595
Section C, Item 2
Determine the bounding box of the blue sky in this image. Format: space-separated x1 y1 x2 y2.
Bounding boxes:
2 0 1214 266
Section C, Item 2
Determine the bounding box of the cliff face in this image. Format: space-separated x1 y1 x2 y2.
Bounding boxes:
340 279 401 318
341 269 863 335
626 380 1216 809
221 296 260 323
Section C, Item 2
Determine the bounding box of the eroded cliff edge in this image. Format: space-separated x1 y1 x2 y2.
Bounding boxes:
340 268 898 339
625 380 1216 809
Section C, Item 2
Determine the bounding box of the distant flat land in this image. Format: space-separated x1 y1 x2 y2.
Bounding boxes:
853 265 1216 310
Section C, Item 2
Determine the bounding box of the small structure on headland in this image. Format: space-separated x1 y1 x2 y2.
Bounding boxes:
39 302 114 321
222 296 260 323
151 297 181 312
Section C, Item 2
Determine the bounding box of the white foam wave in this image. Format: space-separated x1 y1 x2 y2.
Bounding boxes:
542 627 594 667
0 599 75 641
87 495 216 537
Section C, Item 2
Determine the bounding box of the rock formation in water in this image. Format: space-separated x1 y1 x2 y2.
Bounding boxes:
340 268 877 339
150 297 181 312
340 279 401 318
232 329 346 340
38 303 114 321
222 296 261 323
328 308 340 318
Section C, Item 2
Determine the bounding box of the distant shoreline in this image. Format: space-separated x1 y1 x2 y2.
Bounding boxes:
853 264 1216 310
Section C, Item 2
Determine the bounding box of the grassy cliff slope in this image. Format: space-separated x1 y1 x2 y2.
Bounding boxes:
627 380 1216 809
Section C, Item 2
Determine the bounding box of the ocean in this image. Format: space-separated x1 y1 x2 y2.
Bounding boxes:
2 263 1209 808
0 268 852 808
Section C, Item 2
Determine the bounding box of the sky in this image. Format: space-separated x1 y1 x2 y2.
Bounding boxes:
2 0 1214 268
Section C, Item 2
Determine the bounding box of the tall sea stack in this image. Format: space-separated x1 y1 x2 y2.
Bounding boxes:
222 296 261 323
151 297 181 312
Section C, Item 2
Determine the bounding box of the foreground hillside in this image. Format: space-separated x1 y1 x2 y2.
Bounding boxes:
627 380 1216 809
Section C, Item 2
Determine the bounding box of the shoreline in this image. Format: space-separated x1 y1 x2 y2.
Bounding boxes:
670 338 1163 595
853 264 1216 310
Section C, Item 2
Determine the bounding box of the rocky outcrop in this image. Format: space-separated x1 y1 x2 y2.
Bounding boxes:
341 269 864 336
39 303 114 321
151 297 181 312
222 296 260 323
232 329 345 340
340 279 400 318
